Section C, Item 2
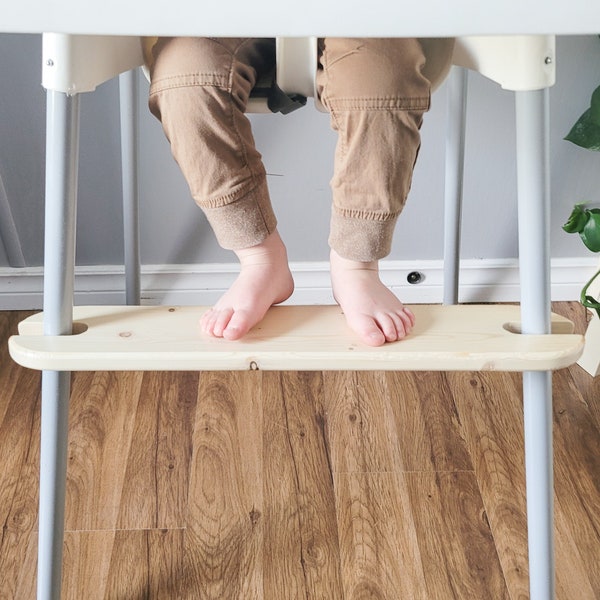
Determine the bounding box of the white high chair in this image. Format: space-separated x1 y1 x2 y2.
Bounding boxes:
9 34 584 600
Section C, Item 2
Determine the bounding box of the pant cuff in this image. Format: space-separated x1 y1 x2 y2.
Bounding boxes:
329 211 397 262
200 180 277 250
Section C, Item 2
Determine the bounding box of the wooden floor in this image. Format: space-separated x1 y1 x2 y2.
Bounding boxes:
0 303 598 599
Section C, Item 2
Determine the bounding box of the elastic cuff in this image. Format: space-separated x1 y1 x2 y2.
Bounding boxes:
200 180 277 250
329 211 397 262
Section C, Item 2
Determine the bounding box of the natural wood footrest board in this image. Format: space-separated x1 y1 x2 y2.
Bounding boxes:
9 304 584 372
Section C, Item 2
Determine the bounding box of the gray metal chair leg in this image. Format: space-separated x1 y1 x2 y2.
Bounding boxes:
38 89 80 600
38 371 71 600
119 69 141 306
443 67 468 305
515 88 555 600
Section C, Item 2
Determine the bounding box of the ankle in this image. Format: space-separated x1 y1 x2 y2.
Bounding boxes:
330 249 378 273
235 230 288 267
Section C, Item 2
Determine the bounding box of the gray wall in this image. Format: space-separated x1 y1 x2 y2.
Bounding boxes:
0 34 599 268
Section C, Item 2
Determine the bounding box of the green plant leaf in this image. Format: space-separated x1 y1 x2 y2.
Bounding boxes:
580 208 600 251
590 84 600 124
579 270 600 317
583 295 600 319
581 268 600 319
564 108 600 151
565 84 600 151
562 203 588 233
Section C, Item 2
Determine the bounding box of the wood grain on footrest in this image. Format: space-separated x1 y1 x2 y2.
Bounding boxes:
9 304 584 372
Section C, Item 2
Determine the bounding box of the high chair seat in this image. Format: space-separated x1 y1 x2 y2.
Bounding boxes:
41 34 554 98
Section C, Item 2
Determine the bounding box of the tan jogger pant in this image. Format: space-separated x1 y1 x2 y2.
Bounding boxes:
148 37 439 261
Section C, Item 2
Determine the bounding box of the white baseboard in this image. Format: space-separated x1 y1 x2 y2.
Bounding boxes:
0 257 597 310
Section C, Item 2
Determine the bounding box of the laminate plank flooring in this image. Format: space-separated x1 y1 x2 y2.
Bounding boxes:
0 304 598 599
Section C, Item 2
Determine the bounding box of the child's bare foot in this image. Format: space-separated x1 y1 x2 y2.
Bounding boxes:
330 249 415 347
200 230 294 340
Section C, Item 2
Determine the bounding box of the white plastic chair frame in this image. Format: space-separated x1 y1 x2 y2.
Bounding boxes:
12 33 581 600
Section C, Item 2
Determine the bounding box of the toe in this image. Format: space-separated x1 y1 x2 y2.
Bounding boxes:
200 309 217 335
365 329 386 346
351 314 386 347
222 309 252 341
387 312 407 340
394 310 413 338
402 306 416 329
377 313 402 343
212 308 235 338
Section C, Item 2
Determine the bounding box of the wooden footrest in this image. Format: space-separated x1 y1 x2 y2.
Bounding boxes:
9 304 583 372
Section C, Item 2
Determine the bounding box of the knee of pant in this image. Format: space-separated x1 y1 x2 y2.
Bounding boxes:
318 38 431 109
149 38 271 116
148 80 233 125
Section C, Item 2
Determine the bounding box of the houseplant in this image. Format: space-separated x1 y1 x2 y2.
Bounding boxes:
562 82 600 318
